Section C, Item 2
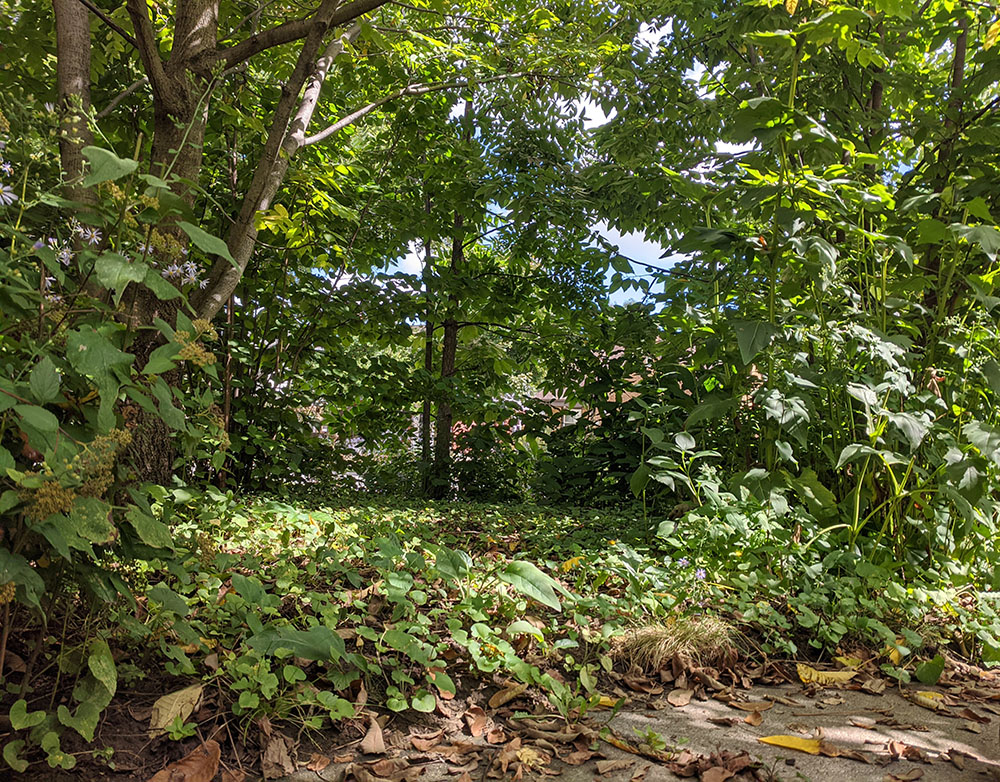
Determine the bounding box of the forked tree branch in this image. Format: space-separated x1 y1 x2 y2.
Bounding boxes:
217 0 389 67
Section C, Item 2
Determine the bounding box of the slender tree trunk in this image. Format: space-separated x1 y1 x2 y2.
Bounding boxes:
53 0 94 204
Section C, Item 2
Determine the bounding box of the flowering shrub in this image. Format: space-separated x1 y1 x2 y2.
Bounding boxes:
0 107 225 769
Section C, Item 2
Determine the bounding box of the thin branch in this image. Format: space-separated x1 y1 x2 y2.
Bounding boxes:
73 0 138 48
218 0 390 67
304 72 526 146
96 76 149 119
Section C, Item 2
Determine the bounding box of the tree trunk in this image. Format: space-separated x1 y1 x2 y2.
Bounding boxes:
53 0 94 204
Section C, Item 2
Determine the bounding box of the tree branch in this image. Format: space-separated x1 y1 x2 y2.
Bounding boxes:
124 0 173 107
218 0 390 67
304 71 526 146
73 0 138 48
97 76 149 119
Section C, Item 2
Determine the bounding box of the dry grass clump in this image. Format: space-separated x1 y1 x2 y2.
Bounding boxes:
613 615 738 672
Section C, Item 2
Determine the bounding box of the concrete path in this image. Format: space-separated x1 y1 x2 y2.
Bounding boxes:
277 683 1000 782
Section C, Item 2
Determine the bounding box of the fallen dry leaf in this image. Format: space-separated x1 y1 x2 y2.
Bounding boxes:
885 770 923 781
148 684 204 739
488 683 528 709
960 720 982 733
744 711 763 726
221 770 245 782
731 701 773 712
563 749 594 765
797 663 857 686
596 758 634 774
957 707 990 724
485 726 506 745
464 706 488 737
305 753 331 772
361 715 386 755
667 688 693 707
708 717 740 727
702 767 734 782
262 736 295 780
148 740 220 782
862 678 887 695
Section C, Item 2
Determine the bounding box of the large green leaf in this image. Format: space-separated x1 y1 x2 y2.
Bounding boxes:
178 221 235 263
29 357 61 404
247 625 346 661
499 560 561 612
733 320 779 364
81 146 138 186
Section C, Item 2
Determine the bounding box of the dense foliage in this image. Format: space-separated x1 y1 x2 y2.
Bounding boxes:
1 0 1000 773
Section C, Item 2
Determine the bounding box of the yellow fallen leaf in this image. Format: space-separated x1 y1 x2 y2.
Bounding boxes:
560 556 583 573
596 695 621 709
911 690 946 711
758 735 822 754
488 683 528 709
885 637 907 665
148 683 203 738
834 656 863 669
797 664 857 686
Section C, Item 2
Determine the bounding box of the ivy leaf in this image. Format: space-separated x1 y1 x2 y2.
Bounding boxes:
9 699 46 730
499 560 561 612
81 146 138 186
29 357 61 404
434 546 472 581
3 740 28 773
178 221 235 264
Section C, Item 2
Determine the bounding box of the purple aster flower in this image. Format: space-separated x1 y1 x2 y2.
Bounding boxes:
694 568 707 581
80 226 101 246
47 237 60 249
0 161 12 176
58 248 73 266
677 557 689 568
32 239 44 250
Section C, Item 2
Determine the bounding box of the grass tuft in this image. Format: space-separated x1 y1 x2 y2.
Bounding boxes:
613 615 738 672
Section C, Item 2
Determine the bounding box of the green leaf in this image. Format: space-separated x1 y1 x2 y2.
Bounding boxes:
29 357 61 404
231 573 265 604
411 690 436 712
143 267 182 301
14 404 58 433
81 146 138 186
435 546 472 581
3 740 28 772
733 320 779 364
246 626 346 662
9 699 45 730
629 463 650 497
507 620 544 641
66 326 133 380
143 342 182 375
499 560 561 612
0 548 45 609
147 583 190 616
95 253 148 304
124 507 173 549
87 639 117 697
69 497 115 544
177 221 235 263
914 654 945 685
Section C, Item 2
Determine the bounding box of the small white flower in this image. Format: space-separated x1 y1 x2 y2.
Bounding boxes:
44 102 56 114
58 248 73 266
80 226 102 246
0 184 17 206
0 161 12 176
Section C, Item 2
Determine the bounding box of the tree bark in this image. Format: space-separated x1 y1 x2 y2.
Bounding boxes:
53 0 94 204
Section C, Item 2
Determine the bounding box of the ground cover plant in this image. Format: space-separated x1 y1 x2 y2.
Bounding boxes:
3 0 1000 777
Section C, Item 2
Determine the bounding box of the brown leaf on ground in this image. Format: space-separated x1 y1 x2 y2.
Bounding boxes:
148 739 221 782
667 688 693 707
305 753 331 772
884 770 923 781
850 717 877 730
596 758 634 774
957 707 990 724
961 720 982 733
464 705 488 737
489 683 528 709
361 715 387 755
887 741 928 763
485 726 506 744
367 758 411 777
631 764 651 781
744 711 763 726
562 749 594 765
708 717 740 727
262 736 295 780
730 701 773 712
221 770 246 782
702 767 734 782
861 678 887 695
